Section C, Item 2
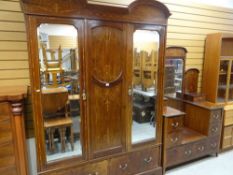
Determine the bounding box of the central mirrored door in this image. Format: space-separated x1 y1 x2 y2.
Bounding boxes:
37 23 84 163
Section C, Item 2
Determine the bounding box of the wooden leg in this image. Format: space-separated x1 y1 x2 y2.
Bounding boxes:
46 128 51 152
70 126 74 151
59 127 66 152
50 128 55 153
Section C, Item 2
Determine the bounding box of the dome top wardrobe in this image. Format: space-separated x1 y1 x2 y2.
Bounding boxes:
20 0 170 174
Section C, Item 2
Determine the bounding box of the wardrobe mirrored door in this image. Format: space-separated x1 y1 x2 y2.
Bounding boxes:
131 30 160 145
37 23 83 162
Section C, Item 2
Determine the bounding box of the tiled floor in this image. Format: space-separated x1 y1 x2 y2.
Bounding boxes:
166 150 233 175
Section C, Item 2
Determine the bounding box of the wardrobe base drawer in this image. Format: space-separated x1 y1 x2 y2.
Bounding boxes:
135 167 162 175
131 146 160 174
55 161 108 175
109 146 161 175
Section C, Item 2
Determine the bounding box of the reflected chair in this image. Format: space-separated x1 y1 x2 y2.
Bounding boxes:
41 44 64 87
42 87 74 153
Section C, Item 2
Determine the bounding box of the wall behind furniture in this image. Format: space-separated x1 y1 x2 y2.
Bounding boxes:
1 0 233 137
0 0 29 86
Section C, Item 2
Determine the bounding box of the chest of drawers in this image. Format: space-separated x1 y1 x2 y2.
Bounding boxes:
0 86 28 175
163 101 223 169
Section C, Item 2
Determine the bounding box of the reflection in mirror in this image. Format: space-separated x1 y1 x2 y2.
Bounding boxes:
132 30 159 144
164 58 184 94
37 24 82 162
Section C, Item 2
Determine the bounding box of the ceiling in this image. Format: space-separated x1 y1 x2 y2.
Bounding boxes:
187 0 233 9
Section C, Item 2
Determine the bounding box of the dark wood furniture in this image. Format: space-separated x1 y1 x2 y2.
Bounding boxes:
21 0 170 174
183 68 200 94
202 33 233 151
181 68 205 102
163 100 223 170
0 86 28 175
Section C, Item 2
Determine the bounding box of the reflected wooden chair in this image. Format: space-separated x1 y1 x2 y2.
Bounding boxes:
42 87 74 153
41 44 64 87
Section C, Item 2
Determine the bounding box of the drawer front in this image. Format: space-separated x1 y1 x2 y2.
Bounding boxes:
210 110 222 124
55 161 108 175
182 144 194 162
193 140 207 157
209 123 221 136
208 136 219 153
82 162 108 175
166 116 184 133
0 143 15 169
131 147 160 174
166 132 182 148
0 102 10 121
222 126 233 149
134 168 162 175
224 109 233 126
0 119 13 144
0 166 17 175
166 146 184 167
109 155 130 175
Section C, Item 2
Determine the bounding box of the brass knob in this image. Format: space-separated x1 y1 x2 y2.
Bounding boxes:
211 143 217 148
119 163 128 170
170 137 178 143
144 157 152 163
171 122 179 128
185 150 192 156
198 146 205 152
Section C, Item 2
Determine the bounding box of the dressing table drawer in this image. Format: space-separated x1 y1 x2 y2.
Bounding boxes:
166 116 184 133
166 132 182 148
210 110 222 124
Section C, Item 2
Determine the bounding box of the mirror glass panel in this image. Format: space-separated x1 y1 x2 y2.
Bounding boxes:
37 24 82 162
131 30 159 144
164 58 184 94
218 60 229 102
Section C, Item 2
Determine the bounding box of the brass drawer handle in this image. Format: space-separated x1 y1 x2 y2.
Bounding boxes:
184 150 192 156
88 172 99 175
211 143 217 148
213 114 220 119
211 127 218 133
170 137 178 143
144 157 152 163
198 146 205 152
119 163 128 170
171 122 179 128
